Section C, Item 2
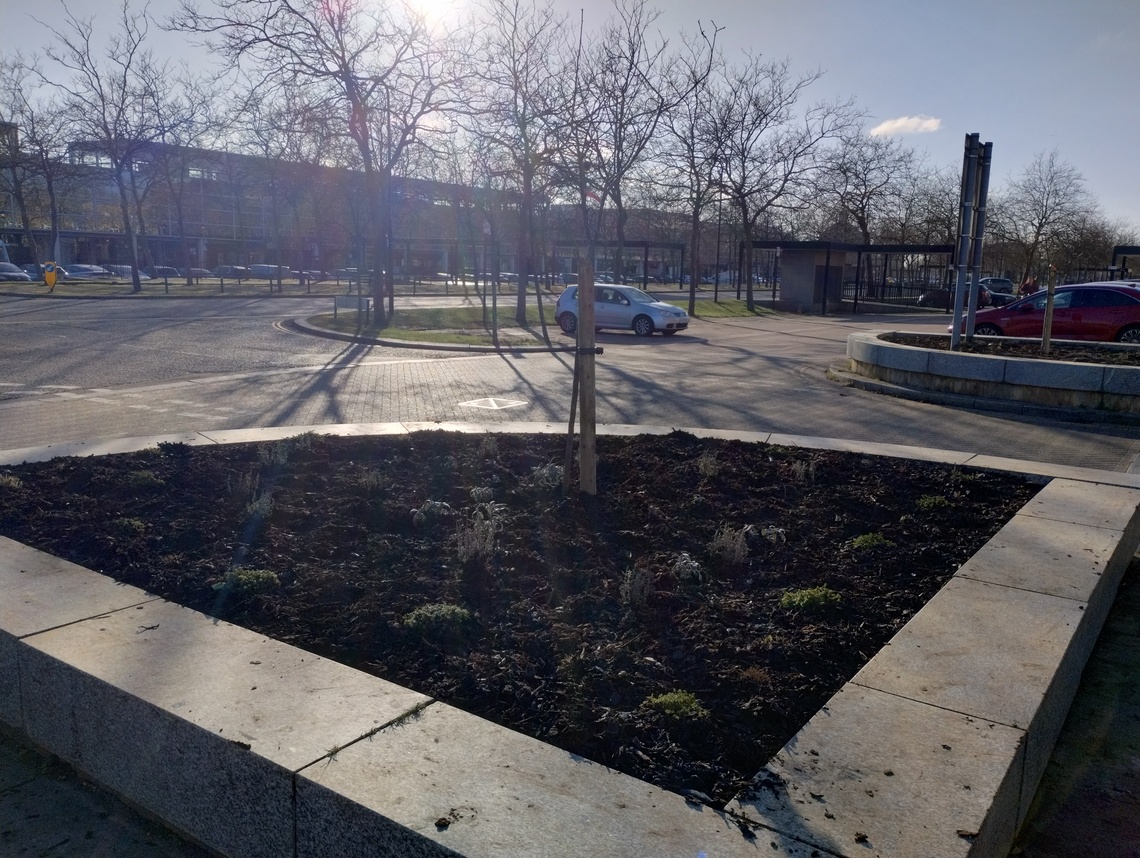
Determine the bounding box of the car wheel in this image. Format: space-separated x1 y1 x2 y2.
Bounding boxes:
632 315 655 337
662 329 678 337
975 323 1002 336
1116 325 1140 345
558 313 577 335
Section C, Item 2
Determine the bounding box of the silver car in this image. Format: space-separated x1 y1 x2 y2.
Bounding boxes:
555 283 689 337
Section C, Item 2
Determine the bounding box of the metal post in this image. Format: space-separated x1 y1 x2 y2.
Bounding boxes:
950 134 981 351
965 141 993 341
853 249 863 313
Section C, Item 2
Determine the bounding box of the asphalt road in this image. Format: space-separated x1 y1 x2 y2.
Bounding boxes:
1 294 1138 473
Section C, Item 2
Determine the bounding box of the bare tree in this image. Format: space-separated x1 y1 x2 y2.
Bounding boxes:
172 0 468 320
0 56 75 266
657 29 722 314
820 129 914 245
469 0 568 326
988 150 1097 285
712 56 855 309
40 0 178 291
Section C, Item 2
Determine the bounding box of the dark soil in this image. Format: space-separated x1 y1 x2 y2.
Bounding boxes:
884 332 1140 366
0 431 1040 806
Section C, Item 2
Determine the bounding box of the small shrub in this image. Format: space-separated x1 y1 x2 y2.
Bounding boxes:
917 494 950 511
696 450 720 478
789 459 817 483
227 469 259 499
454 502 505 562
469 486 494 502
403 603 473 640
477 435 499 459
643 690 708 720
620 562 655 608
849 532 895 551
110 517 147 536
246 492 274 519
213 566 280 595
780 585 841 612
529 462 564 490
0 473 22 490
358 469 386 491
126 469 165 490
156 441 190 455
412 499 453 527
258 442 290 467
669 552 704 584
709 525 749 566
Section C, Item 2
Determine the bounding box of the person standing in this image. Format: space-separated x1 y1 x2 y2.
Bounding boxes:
1020 275 1038 296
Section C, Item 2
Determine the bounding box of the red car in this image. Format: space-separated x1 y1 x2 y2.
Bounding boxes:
953 282 1140 344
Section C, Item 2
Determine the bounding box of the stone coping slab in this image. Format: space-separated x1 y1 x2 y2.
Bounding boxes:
846 331 1140 415
1 426 1139 857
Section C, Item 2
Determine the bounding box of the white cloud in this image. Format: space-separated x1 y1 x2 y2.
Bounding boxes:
869 115 942 137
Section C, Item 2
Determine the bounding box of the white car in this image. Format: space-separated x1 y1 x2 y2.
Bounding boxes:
555 283 689 337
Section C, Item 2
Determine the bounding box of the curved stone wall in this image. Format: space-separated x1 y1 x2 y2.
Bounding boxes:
847 332 1140 414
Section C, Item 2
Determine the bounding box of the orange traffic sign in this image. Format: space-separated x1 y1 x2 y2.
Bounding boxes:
44 261 57 291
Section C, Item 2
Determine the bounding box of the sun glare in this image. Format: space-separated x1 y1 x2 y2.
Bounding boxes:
404 0 466 28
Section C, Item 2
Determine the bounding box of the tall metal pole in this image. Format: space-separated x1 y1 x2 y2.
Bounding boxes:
965 141 993 341
950 134 980 351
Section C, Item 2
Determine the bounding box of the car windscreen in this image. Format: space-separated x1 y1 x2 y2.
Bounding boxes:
623 288 656 303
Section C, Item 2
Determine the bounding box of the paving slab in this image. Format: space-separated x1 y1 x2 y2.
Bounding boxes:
726 685 1025 858
0 730 211 857
297 701 778 858
0 536 157 727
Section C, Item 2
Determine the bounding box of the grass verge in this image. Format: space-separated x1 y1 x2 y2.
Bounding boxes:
309 304 560 346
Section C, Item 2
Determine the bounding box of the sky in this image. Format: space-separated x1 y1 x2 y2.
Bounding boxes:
5 0 1139 228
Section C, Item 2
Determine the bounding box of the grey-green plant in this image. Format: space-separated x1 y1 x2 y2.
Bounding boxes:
669 552 705 584
258 441 290 467
358 469 386 491
917 494 950 511
402 603 473 640
126 469 165 490
227 469 259 499
412 499 453 527
454 501 505 562
643 690 708 720
849 532 895 551
620 563 655 608
246 491 274 519
780 585 841 612
789 459 816 483
110 517 147 536
469 486 494 502
696 450 720 478
477 435 499 459
212 566 280 595
0 473 22 490
529 462 564 489
709 525 749 566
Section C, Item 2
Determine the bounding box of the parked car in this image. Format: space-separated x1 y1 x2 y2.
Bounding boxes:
250 263 296 280
178 267 212 279
213 265 252 279
978 277 1017 307
145 266 180 279
555 283 689 337
20 263 69 281
0 262 33 282
951 282 1140 343
103 264 150 280
64 264 111 279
